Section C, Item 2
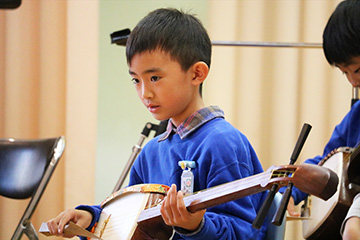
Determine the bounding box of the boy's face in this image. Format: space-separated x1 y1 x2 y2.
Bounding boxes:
336 56 360 87
128 50 202 126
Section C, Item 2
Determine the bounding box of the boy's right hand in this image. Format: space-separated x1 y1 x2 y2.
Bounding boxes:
287 197 301 217
46 209 92 237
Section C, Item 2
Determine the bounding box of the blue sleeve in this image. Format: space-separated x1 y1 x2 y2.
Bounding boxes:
75 204 102 240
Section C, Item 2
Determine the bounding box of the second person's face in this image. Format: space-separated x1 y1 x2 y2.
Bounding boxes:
337 56 360 88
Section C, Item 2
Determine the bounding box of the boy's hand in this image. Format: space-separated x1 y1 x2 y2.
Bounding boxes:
343 216 360 240
46 209 92 237
160 184 206 231
287 197 300 217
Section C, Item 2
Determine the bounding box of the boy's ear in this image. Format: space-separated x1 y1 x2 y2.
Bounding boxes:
191 61 209 86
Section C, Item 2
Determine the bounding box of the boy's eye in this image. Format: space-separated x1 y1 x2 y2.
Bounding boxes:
354 68 360 74
150 76 160 82
131 78 139 84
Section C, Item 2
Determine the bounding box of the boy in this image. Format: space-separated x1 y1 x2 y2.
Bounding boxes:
286 0 360 238
46 8 268 239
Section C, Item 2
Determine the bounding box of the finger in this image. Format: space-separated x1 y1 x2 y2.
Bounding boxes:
161 195 175 225
161 184 177 225
176 190 187 218
47 220 59 235
287 197 300 217
168 184 178 221
58 209 76 233
160 196 169 222
47 211 65 235
166 190 183 225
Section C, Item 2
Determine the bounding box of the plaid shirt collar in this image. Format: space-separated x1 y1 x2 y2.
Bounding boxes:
158 105 224 142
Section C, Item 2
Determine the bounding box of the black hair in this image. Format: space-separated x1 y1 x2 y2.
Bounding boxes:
323 0 360 65
126 8 212 95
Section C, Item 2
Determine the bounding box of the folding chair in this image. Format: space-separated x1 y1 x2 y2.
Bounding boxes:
0 136 65 240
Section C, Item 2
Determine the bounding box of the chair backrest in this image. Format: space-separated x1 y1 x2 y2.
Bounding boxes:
264 192 286 240
0 136 65 240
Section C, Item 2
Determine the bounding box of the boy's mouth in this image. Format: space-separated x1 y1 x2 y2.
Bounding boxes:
147 104 160 113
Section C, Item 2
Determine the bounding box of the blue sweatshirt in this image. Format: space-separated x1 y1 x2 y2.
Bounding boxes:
77 106 268 239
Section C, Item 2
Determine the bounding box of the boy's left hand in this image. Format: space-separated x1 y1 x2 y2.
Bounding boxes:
160 184 206 231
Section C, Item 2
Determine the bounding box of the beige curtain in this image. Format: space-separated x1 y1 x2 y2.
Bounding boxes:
0 1 66 239
0 0 98 239
0 0 350 240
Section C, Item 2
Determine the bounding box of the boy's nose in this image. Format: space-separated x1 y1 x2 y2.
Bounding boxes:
141 83 154 99
347 74 360 87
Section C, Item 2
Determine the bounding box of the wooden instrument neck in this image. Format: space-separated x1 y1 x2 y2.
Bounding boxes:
137 164 338 224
